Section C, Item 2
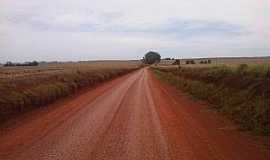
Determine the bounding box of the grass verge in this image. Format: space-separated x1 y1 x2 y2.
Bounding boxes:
152 65 270 136
0 63 140 123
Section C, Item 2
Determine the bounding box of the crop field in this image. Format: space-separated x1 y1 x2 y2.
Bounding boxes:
159 56 270 67
152 62 270 136
0 60 141 122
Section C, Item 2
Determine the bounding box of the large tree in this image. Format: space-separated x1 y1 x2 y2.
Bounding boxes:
143 51 161 64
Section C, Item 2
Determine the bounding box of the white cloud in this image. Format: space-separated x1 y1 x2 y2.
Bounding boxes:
0 0 270 62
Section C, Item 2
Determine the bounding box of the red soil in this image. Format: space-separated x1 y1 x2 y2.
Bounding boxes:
0 68 268 160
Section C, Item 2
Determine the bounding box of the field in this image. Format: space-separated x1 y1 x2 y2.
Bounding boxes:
1 59 270 159
0 60 141 122
153 57 270 136
159 56 270 67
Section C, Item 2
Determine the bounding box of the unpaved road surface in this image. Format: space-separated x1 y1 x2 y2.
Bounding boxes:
0 68 269 160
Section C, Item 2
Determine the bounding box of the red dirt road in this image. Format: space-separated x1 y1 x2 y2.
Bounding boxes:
0 68 269 160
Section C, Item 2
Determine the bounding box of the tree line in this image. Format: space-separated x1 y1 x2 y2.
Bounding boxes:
3 61 39 67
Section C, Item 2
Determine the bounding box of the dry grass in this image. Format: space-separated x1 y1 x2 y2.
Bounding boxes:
152 64 270 136
0 60 141 122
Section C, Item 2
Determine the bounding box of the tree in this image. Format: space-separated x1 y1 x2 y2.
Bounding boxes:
3 61 39 67
172 59 180 65
4 61 15 67
30 61 39 66
143 51 161 64
164 58 171 60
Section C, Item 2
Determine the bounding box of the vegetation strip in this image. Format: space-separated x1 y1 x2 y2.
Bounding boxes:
0 65 140 123
152 65 270 136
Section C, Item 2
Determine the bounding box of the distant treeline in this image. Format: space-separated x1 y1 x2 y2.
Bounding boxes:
170 59 212 65
3 61 39 67
163 58 175 60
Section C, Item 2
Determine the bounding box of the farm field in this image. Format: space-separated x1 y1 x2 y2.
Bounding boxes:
0 60 141 122
1 55 270 160
0 67 269 160
2 0 270 159
152 60 270 136
159 56 270 67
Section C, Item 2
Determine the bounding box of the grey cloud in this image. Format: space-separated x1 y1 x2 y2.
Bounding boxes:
1 0 270 62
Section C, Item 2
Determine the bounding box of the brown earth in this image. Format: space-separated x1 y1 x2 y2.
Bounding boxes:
0 68 269 160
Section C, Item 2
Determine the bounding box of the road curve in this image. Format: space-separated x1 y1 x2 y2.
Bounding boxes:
0 68 269 160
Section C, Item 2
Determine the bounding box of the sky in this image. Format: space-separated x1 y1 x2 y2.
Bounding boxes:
1 0 270 62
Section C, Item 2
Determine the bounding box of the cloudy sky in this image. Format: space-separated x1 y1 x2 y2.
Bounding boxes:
1 0 270 62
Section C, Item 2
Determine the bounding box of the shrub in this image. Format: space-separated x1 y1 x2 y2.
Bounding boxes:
172 59 180 65
236 64 248 76
186 60 195 64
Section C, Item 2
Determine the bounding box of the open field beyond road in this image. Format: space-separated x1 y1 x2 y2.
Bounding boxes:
0 68 269 160
159 56 270 67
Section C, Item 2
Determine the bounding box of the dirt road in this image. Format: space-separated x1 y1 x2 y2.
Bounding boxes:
0 68 269 160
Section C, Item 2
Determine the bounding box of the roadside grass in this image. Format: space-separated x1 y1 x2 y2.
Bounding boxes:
0 61 141 122
152 64 270 136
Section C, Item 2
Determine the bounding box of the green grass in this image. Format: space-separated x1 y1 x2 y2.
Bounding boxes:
152 64 270 136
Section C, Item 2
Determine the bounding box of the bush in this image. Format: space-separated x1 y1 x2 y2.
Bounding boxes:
172 59 180 65
236 64 248 76
199 60 211 64
186 60 195 64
